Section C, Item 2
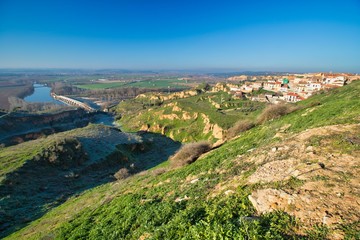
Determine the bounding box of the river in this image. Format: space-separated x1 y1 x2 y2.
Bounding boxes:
24 83 118 127
24 83 62 104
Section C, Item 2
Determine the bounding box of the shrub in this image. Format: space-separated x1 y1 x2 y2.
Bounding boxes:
226 120 255 139
151 167 167 176
114 168 130 180
256 104 298 124
170 141 212 168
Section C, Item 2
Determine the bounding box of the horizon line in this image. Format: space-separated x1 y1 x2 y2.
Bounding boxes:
0 67 358 75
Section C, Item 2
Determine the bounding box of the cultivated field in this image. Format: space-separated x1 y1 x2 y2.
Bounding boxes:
76 79 191 90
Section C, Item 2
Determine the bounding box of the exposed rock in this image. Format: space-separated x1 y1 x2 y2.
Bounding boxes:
175 195 190 202
249 181 360 227
224 190 235 195
201 113 224 140
248 159 306 183
140 124 150 131
212 124 223 139
159 113 179 120
190 178 199 184
182 112 193 120
305 146 314 153
247 124 360 231
279 123 292 132
249 188 291 213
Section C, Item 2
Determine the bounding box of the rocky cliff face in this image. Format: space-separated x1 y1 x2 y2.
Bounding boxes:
247 124 360 230
136 89 199 103
138 102 225 143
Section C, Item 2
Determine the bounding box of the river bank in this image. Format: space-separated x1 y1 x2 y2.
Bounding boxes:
0 109 118 147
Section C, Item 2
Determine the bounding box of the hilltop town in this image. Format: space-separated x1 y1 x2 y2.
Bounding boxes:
222 73 359 103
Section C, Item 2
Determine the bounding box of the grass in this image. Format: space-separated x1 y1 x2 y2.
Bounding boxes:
4 80 360 239
4 116 288 239
0 124 180 238
117 91 265 142
0 137 58 181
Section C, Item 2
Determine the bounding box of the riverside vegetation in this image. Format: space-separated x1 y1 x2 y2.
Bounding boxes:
0 80 359 239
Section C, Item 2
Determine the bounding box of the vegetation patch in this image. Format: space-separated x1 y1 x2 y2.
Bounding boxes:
114 168 130 180
256 103 299 124
226 119 255 139
170 141 212 168
3 81 360 239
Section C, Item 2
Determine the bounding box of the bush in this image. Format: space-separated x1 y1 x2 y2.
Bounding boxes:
151 167 167 176
256 104 298 124
170 141 212 168
226 120 255 139
114 168 130 180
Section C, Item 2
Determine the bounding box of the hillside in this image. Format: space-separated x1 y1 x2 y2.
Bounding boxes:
0 124 180 238
0 109 95 146
2 81 360 239
115 87 265 143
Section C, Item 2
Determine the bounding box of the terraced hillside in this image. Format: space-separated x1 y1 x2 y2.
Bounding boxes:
3 81 359 239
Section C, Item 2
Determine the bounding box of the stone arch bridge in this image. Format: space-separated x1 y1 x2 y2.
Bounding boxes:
51 93 96 112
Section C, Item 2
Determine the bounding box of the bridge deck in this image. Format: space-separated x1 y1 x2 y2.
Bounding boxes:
51 93 96 112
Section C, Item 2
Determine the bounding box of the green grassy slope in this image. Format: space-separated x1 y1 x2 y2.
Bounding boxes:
5 81 360 239
116 91 265 142
0 124 180 238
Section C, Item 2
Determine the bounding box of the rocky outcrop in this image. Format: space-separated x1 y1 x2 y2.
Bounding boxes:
136 90 200 102
246 124 360 231
201 114 224 140
140 112 224 142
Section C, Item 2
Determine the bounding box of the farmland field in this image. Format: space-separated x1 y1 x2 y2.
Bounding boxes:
76 79 190 90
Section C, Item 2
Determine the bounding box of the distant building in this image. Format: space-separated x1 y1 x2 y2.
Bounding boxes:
306 82 322 92
323 76 346 87
284 92 304 102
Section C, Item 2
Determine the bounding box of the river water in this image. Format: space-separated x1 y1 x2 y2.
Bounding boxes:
24 83 117 127
24 84 61 104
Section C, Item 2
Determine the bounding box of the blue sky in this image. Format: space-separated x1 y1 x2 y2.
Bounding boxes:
0 0 360 72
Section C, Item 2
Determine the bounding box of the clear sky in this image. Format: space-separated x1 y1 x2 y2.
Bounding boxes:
0 0 360 72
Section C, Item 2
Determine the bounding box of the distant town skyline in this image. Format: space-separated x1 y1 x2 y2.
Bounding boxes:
0 0 360 72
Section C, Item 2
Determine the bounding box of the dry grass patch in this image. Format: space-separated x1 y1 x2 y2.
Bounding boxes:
226 120 255 139
114 168 130 180
170 141 212 168
256 104 298 124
